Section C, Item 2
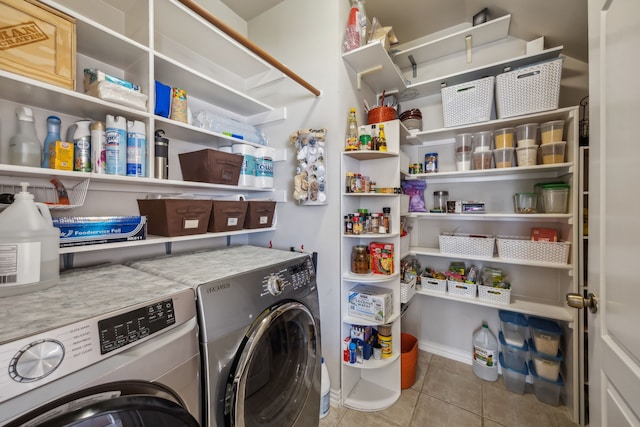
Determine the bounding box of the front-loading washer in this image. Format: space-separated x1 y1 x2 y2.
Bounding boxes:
127 245 321 427
0 264 201 426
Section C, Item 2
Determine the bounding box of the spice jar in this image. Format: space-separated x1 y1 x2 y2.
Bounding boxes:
382 207 391 233
351 245 370 274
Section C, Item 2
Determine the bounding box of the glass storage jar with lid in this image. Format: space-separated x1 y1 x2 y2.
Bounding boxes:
351 245 370 274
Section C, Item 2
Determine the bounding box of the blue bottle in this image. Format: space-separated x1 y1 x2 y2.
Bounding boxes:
41 116 61 168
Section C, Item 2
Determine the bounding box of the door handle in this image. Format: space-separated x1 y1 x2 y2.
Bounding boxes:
566 292 598 313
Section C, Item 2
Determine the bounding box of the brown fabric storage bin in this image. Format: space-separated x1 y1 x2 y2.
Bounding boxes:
208 200 248 232
178 149 243 185
244 201 276 229
0 0 76 90
137 199 212 237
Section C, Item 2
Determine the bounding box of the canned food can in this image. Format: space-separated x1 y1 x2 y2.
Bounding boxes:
425 152 438 173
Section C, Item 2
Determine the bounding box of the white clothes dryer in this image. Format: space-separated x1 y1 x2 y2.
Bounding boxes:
128 245 321 427
0 264 201 426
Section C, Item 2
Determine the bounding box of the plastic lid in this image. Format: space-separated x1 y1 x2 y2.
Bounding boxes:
541 120 565 127
528 339 564 361
499 310 528 327
15 182 34 201
17 106 34 122
434 191 448 195
425 152 438 156
499 352 528 375
528 316 563 336
541 183 570 189
349 341 356 349
528 360 564 385
498 331 529 351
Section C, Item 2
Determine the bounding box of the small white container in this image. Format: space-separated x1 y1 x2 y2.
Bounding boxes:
515 123 538 147
529 360 564 406
493 148 514 168
542 183 570 213
540 141 566 164
540 120 565 144
472 131 492 153
499 352 528 394
516 146 537 166
529 338 563 381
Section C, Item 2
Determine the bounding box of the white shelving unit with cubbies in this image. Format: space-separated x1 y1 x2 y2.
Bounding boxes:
400 106 581 420
0 0 313 264
340 119 403 411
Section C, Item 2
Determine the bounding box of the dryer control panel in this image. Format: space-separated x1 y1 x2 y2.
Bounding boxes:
262 258 315 297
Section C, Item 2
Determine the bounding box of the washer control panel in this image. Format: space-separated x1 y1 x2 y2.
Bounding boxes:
261 258 315 297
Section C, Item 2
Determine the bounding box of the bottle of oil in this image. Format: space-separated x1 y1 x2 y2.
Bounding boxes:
0 182 59 297
345 108 359 151
378 123 387 152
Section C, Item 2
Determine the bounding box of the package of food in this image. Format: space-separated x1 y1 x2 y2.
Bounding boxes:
348 284 393 323
85 79 148 111
370 242 394 275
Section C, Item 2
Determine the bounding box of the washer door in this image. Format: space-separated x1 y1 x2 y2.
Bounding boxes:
5 382 200 427
226 301 318 427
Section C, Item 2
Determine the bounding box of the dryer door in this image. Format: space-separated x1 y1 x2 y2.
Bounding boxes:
4 382 200 427
226 301 319 427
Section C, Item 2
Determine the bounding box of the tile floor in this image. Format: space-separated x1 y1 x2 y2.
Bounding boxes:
320 351 579 427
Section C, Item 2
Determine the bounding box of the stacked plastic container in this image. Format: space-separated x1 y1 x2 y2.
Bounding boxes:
497 310 565 405
527 316 564 405
498 311 529 394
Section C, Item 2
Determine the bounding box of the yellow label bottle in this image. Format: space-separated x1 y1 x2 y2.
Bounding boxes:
378 123 387 152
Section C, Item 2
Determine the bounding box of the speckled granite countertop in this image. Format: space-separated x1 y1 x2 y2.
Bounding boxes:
127 245 308 288
0 264 193 345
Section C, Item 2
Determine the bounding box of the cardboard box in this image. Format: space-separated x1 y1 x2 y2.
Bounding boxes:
370 242 394 275
243 201 276 229
178 149 243 185
49 140 73 170
0 0 76 89
208 200 247 232
137 199 212 237
348 284 393 323
53 216 146 247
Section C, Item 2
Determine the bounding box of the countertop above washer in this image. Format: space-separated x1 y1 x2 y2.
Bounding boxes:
0 264 194 345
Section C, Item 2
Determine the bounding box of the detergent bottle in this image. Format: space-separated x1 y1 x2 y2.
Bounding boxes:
0 182 59 297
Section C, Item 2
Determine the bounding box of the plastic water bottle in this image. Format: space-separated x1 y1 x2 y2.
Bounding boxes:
41 116 61 168
0 182 59 297
472 324 498 381
320 356 330 419
9 107 41 168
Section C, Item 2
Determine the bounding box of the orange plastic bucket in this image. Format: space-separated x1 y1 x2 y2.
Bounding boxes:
401 333 418 389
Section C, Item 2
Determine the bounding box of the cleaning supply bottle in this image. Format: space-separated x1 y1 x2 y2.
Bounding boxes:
73 119 92 172
105 115 127 176
41 115 61 168
320 356 330 419
9 107 42 168
472 324 498 381
127 120 146 177
0 182 59 298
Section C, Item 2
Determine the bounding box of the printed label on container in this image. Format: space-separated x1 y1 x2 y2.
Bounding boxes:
0 243 41 285
473 345 497 367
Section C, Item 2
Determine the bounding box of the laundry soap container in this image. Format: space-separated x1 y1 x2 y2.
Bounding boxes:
0 182 60 297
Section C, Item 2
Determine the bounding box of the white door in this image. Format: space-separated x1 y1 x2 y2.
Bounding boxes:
587 0 640 425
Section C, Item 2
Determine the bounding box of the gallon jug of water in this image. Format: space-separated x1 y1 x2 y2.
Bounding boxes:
472 324 498 381
320 356 331 419
0 182 59 297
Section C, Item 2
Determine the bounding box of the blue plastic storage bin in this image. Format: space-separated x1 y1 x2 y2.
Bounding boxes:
499 331 529 368
499 352 528 394
498 310 528 347
529 360 564 405
528 316 562 356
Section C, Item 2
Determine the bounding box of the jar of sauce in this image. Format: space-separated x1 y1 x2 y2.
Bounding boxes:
351 245 370 274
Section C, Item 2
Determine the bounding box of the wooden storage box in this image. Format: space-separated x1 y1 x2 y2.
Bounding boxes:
0 0 76 90
244 201 276 229
137 199 212 237
208 200 247 232
178 149 243 185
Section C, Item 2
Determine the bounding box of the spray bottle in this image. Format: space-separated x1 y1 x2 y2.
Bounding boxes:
105 115 127 175
127 120 146 177
9 107 41 168
0 182 59 297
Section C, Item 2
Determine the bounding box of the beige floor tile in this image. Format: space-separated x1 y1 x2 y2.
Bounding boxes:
483 419 506 427
378 388 420 427
336 408 403 427
430 354 477 377
423 365 483 415
411 356 430 392
412 393 482 427
319 404 347 427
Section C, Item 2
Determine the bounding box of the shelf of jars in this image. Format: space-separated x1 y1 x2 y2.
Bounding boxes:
401 163 574 184
404 212 573 222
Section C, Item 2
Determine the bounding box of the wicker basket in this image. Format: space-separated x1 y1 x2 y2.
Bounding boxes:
441 76 495 127
496 58 563 119
478 284 511 304
420 277 447 293
439 233 495 257
367 106 397 124
496 236 570 264
401 277 417 303
447 281 477 298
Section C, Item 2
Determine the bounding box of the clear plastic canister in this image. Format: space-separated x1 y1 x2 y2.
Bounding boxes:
433 190 449 212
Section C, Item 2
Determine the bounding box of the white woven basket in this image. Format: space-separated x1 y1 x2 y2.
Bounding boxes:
496 58 564 119
496 236 570 264
478 284 511 304
447 281 477 298
420 277 447 293
401 277 417 303
439 233 495 258
441 76 495 127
